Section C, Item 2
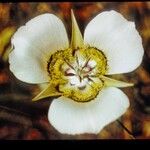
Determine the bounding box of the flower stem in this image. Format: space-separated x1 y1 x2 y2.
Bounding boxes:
117 119 136 139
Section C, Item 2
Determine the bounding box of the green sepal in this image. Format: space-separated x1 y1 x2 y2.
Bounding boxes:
70 9 84 49
32 84 62 101
101 75 134 88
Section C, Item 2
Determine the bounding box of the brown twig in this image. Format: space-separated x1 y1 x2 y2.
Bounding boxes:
117 120 136 139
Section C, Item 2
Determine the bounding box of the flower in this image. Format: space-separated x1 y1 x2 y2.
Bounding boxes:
9 10 144 135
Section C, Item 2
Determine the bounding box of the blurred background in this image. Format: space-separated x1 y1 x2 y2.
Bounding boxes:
0 2 150 140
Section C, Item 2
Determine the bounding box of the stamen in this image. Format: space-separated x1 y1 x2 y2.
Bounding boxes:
64 60 75 71
65 68 76 76
79 76 82 82
65 72 76 76
75 54 79 66
89 74 99 78
78 85 86 90
87 77 94 82
81 57 91 70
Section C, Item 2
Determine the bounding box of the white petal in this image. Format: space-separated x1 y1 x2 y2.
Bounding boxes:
9 51 49 84
48 87 129 135
69 76 80 85
9 14 69 83
88 60 97 68
84 10 144 74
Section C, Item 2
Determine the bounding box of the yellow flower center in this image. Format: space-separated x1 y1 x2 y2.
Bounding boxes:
47 47 107 102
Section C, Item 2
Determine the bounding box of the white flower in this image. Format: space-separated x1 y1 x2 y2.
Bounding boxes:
9 10 144 135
